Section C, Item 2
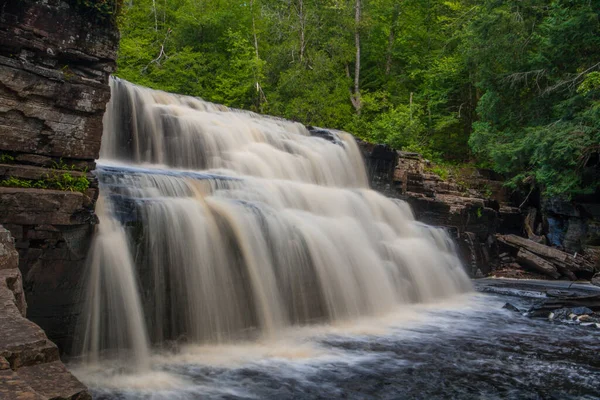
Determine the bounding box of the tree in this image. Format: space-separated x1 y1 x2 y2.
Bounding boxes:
113 0 600 198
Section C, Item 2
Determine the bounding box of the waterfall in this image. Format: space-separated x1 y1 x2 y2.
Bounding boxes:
78 78 471 369
79 196 150 370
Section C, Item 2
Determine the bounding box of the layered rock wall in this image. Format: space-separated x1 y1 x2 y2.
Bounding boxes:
357 143 522 278
0 225 89 399
0 0 118 352
357 141 599 280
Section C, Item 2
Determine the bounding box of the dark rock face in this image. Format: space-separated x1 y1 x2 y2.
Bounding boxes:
355 143 508 278
543 198 600 254
0 0 118 353
0 0 118 163
0 225 90 399
355 140 398 194
354 138 600 281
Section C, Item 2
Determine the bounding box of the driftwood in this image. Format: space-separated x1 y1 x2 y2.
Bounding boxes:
516 248 560 279
496 234 595 279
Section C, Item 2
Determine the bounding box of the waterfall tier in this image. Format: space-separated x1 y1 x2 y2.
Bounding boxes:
79 78 471 367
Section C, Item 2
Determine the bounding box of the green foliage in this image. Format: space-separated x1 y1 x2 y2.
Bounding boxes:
468 0 600 197
1 173 90 193
72 0 122 21
476 207 483 219
0 154 15 163
578 72 600 96
1 177 34 189
113 0 600 198
431 166 450 181
50 158 87 172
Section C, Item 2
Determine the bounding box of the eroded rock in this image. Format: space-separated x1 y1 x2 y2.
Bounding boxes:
0 225 89 399
0 0 118 354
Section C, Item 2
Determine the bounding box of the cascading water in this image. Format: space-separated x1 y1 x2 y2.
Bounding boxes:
77 77 472 371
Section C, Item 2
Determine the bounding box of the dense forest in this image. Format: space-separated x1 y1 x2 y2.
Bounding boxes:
111 0 599 198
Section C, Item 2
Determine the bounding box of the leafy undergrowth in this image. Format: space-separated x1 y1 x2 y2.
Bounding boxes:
0 173 90 193
0 156 90 193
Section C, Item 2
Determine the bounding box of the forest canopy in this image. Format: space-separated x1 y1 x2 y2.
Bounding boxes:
114 0 600 198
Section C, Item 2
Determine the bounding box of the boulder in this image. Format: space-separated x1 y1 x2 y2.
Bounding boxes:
502 303 520 312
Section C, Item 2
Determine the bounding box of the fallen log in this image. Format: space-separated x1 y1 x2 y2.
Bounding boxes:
497 234 595 274
516 248 561 279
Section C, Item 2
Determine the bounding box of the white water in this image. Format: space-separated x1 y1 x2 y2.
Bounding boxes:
76 78 471 374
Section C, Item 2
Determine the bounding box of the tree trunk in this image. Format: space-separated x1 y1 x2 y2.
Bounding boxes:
298 0 306 62
152 0 158 31
250 0 265 111
385 5 400 76
351 0 362 114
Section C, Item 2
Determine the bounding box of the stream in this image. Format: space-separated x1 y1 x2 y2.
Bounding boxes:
72 283 600 400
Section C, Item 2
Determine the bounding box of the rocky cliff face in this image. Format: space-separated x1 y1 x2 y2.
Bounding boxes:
0 225 89 399
0 0 118 352
357 141 522 278
357 141 599 281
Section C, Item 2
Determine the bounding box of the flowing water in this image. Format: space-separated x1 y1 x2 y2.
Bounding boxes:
73 290 600 399
70 79 599 398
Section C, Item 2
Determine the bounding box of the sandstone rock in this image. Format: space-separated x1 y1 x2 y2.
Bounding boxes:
0 0 117 357
0 226 19 272
0 188 95 226
16 361 91 400
0 225 89 399
0 163 89 182
0 0 117 154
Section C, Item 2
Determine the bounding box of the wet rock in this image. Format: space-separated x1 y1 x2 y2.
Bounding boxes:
502 303 520 312
592 273 600 287
575 314 600 324
569 307 593 316
350 147 508 277
307 126 343 145
548 308 572 321
527 309 551 318
457 232 492 278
